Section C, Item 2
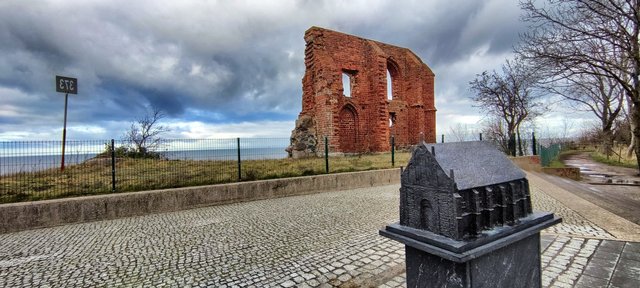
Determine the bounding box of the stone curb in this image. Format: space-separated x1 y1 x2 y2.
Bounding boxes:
0 168 401 234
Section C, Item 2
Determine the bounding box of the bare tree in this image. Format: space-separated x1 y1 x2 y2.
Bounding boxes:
546 72 625 155
469 57 545 155
624 94 637 157
448 124 475 142
518 0 640 173
124 105 169 157
481 117 511 153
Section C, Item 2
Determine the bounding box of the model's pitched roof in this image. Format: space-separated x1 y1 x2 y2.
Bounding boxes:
423 141 526 190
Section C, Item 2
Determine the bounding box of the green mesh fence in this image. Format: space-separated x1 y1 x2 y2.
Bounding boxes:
539 143 562 167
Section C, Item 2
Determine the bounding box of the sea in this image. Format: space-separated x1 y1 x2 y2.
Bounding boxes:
0 147 289 176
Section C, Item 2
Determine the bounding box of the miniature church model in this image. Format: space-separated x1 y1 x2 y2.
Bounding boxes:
399 141 533 240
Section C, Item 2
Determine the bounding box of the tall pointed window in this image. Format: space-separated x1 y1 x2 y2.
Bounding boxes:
387 59 400 101
387 69 393 100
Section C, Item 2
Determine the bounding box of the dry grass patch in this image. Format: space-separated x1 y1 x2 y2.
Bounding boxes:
0 152 410 203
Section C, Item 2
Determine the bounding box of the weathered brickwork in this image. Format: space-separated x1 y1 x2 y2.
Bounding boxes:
290 27 436 156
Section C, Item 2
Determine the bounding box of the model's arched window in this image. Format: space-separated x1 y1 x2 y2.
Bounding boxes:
342 72 351 97
420 199 431 229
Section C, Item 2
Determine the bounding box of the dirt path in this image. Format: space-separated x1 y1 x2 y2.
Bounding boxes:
542 152 640 225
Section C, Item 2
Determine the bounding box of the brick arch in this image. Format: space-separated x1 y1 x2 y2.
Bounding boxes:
338 104 359 152
387 58 401 100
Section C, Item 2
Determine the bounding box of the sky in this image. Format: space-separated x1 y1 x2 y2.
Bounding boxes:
0 0 593 141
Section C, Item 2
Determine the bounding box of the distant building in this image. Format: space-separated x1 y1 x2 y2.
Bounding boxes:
287 27 436 158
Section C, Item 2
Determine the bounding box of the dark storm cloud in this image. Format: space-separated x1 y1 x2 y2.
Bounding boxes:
0 0 524 139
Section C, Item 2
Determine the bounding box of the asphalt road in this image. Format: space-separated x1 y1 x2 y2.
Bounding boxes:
540 153 640 225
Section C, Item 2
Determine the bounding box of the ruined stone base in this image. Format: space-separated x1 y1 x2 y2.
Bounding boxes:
380 212 561 288
286 115 318 158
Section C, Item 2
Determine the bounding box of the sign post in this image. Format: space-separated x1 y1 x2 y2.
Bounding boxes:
56 76 77 171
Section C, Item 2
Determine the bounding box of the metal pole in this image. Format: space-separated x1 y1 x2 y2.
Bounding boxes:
237 137 242 181
60 93 69 171
324 136 329 173
391 135 395 167
111 139 116 192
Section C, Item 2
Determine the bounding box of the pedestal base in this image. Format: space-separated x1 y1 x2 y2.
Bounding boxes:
406 233 540 288
380 212 561 288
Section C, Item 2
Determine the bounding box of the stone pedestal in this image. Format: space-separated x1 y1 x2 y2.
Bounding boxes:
380 212 561 288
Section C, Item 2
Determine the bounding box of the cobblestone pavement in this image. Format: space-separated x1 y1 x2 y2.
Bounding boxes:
0 185 407 287
0 174 638 287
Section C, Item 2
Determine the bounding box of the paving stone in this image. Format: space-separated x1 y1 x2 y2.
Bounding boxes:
305 279 320 287
609 275 640 288
337 274 351 282
612 258 640 280
293 276 305 283
621 244 640 262
623 242 640 253
598 240 625 253
591 250 621 262
551 280 573 288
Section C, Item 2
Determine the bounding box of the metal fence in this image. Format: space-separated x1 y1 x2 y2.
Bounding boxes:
0 135 577 204
0 138 409 203
438 131 577 161
538 143 563 167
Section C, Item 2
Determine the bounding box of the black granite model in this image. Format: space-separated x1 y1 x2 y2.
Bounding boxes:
400 141 533 240
380 141 561 288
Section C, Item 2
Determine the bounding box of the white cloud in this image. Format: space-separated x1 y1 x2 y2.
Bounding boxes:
167 120 294 139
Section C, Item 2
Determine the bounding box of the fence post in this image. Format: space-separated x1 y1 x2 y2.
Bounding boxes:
111 139 116 192
391 135 395 167
324 136 329 173
618 146 622 163
532 132 537 155
237 137 242 181
479 133 483 141
441 134 444 143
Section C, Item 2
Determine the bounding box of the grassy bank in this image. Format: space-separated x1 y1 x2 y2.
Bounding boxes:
0 152 411 203
571 144 638 169
589 149 638 169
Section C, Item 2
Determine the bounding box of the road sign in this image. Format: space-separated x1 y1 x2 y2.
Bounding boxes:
55 75 77 171
56 76 77 94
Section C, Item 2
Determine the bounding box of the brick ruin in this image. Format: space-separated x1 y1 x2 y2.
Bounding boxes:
287 27 436 157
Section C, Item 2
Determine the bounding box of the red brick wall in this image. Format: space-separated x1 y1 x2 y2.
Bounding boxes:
296 27 436 153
